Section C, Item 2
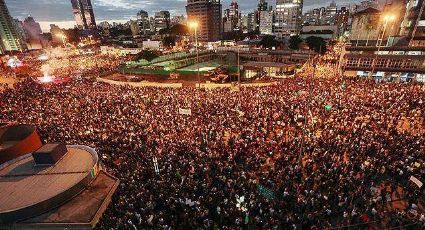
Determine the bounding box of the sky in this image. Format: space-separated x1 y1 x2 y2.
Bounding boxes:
5 0 358 32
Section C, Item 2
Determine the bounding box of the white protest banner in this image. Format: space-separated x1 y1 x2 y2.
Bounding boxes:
410 176 423 188
179 108 192 116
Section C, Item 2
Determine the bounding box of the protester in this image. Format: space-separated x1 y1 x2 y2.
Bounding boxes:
1 61 424 229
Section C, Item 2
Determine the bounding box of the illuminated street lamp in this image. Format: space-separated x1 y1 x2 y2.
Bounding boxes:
368 14 396 79
56 33 67 47
189 21 200 88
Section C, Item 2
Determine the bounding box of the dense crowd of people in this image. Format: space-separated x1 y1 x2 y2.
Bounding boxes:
1 73 424 229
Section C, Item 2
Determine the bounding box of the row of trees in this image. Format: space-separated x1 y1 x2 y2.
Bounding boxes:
158 24 329 54
260 35 328 54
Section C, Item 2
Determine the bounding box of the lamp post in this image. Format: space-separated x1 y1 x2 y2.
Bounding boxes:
368 14 395 79
189 21 200 88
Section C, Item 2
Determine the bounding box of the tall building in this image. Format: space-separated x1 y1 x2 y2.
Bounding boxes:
186 0 222 42
247 12 257 32
154 11 171 32
23 16 43 50
137 10 151 36
70 0 96 30
336 7 350 34
223 1 240 33
259 10 274 35
400 0 425 46
274 0 303 37
0 0 26 53
229 1 239 28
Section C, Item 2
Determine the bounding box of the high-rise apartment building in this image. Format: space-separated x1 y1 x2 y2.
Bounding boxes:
154 11 171 32
137 10 151 36
0 0 26 53
400 0 425 46
186 0 222 42
70 0 96 30
274 0 303 37
259 10 274 35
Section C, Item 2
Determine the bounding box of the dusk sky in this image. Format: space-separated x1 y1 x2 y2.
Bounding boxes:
6 0 357 31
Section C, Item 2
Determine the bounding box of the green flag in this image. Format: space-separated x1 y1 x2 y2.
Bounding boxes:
325 105 332 111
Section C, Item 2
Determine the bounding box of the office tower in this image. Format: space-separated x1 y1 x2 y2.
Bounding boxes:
0 0 26 53
23 16 43 50
137 10 151 36
71 0 96 30
400 0 425 46
229 1 239 28
247 12 257 32
259 10 274 35
274 0 303 37
154 11 171 32
336 7 350 33
186 0 222 42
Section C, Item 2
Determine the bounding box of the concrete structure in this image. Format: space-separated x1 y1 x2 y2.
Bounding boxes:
143 40 162 51
400 0 425 46
247 13 257 32
336 7 350 34
171 15 186 26
137 10 151 36
274 0 303 37
0 124 119 229
350 1 406 47
154 11 170 32
0 0 27 53
259 10 274 35
70 0 96 30
301 25 339 40
186 0 222 42
0 124 42 165
23 16 43 50
129 20 141 38
342 46 425 81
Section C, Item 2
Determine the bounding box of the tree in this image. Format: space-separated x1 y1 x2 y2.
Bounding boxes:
259 35 281 48
162 36 176 48
289 35 303 50
136 50 159 62
159 24 189 35
306 36 327 54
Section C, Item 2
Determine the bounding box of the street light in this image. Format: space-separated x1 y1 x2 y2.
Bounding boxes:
189 21 200 88
368 14 396 79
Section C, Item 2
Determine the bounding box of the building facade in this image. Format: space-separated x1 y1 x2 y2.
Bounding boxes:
259 10 274 35
0 0 26 53
400 0 425 46
186 0 222 42
23 16 43 49
70 0 96 30
154 11 171 32
137 10 151 36
274 0 303 38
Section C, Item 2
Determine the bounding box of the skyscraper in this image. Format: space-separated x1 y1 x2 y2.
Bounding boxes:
154 11 171 32
400 0 425 46
274 0 303 37
0 0 26 53
23 16 43 50
186 0 222 42
71 0 96 30
137 10 151 36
